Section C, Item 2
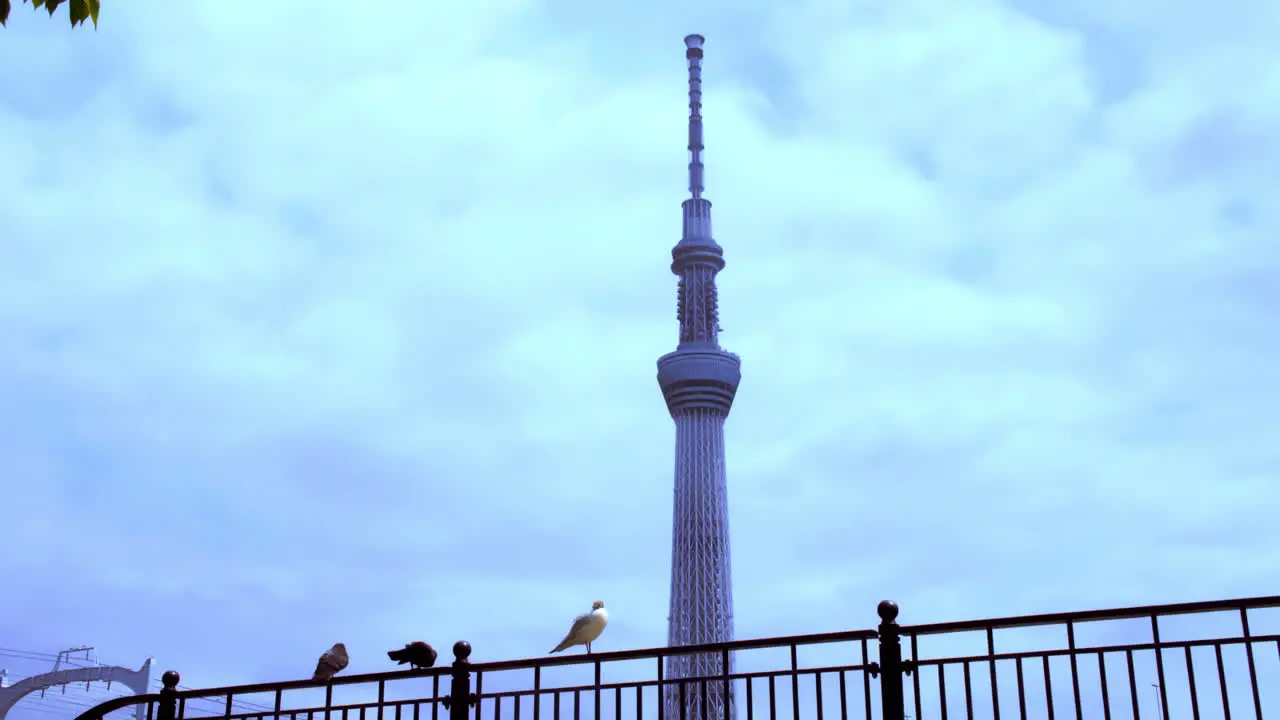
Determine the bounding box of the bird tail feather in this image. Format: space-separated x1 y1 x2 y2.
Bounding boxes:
388 649 409 663
550 637 573 654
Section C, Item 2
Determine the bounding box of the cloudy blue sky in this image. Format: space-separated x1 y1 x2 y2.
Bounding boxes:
1 0 1277 717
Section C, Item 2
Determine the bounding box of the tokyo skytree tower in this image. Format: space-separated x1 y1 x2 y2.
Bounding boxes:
656 34 741 720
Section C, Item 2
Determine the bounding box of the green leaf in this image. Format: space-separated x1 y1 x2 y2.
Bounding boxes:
0 0 99 29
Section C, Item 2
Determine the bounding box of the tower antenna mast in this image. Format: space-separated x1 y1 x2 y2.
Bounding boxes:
686 33 705 201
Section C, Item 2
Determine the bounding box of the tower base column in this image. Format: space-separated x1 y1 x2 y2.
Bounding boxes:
664 652 735 720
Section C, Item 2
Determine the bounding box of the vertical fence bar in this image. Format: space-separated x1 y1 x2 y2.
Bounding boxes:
1125 650 1141 720
861 638 872 720
432 675 441 720
1214 645 1232 720
657 654 665 720
1150 616 1169 720
877 601 907 720
1015 659 1026 720
986 628 999 720
1041 656 1054 720
938 662 949 720
815 672 824 720
911 635 922 720
1183 646 1200 720
790 645 800 720
962 663 973 720
1096 652 1111 720
837 671 847 720
532 666 540 720
1239 608 1262 720
768 676 777 720
593 662 602 720
1066 622 1082 720
722 648 731 720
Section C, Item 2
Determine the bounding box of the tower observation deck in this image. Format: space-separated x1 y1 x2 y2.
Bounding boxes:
657 33 740 720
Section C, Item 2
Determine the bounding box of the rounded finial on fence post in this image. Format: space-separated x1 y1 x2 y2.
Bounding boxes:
877 601 899 623
452 641 472 663
157 671 180 720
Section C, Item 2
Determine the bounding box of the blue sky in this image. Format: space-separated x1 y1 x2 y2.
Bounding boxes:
1 0 1277 717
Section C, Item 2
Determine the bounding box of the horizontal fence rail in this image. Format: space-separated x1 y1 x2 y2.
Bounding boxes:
73 596 1280 720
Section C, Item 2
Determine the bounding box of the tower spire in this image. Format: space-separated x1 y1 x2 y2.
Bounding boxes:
685 34 705 200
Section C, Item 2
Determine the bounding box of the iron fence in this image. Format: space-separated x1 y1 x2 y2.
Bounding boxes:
73 596 1280 720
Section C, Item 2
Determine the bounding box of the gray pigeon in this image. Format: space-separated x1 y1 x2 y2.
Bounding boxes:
387 641 438 670
312 643 349 681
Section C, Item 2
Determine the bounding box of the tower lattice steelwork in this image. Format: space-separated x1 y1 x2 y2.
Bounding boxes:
657 33 740 720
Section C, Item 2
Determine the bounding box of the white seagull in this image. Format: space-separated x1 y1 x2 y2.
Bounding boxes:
550 600 609 654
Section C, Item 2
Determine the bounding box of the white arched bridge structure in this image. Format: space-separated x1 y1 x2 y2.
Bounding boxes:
0 659 153 720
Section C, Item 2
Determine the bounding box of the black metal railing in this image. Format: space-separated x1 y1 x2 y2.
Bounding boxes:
74 596 1280 720
886 595 1280 720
